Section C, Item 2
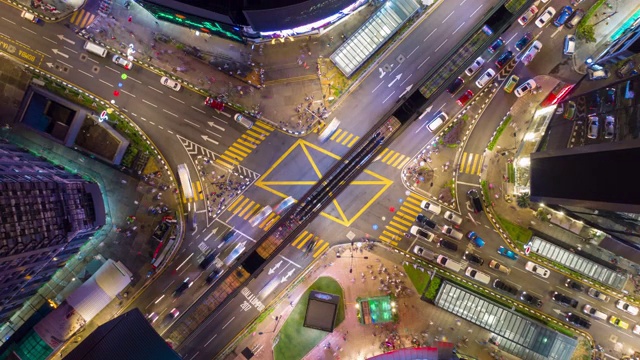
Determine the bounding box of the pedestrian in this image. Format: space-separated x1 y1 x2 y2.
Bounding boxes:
128 15 132 22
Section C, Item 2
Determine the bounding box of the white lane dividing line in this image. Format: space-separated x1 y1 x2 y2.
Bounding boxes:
506 33 518 44
424 28 437 42
148 86 163 94
460 0 467 4
435 39 448 52
407 45 419 58
206 129 221 138
204 334 217 347
222 317 235 330
78 69 94 78
43 36 57 44
417 56 430 69
372 82 384 93
442 11 454 23
1 17 16 24
142 99 158 107
382 91 395 104
63 46 78 54
167 130 174 134
191 106 206 114
470 4 483 17
104 66 119 73
99 79 113 87
127 76 142 84
211 115 229 124
452 22 466 35
58 60 73 68
21 27 36 35
184 119 201 127
170 95 185 104
121 90 136 97
163 109 178 117
149 121 156 125
87 57 99 64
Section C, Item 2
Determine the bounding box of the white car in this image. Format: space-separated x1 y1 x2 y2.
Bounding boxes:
525 261 550 278
112 55 133 70
520 41 542 66
410 225 435 242
161 76 181 91
587 115 599 139
604 116 615 139
587 287 610 302
441 225 463 240
147 312 159 323
634 324 640 335
514 79 537 98
518 5 538 25
443 211 462 225
413 245 429 259
475 68 496 88
465 57 485 76
535 7 556 28
420 200 441 215
616 300 639 316
249 205 272 227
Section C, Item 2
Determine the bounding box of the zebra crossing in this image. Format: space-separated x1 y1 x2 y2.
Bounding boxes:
374 148 412 169
216 121 274 169
379 193 426 246
458 152 484 176
69 9 96 28
291 230 329 258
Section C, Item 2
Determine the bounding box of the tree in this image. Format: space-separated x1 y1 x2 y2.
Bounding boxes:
516 193 530 208
576 24 596 43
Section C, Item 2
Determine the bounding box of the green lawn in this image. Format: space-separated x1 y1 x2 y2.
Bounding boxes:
497 215 533 246
403 263 430 294
274 277 345 360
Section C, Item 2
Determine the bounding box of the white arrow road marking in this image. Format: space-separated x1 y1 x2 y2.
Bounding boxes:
208 122 225 131
57 34 75 44
201 135 219 145
45 62 53 68
52 49 68 58
388 73 402 87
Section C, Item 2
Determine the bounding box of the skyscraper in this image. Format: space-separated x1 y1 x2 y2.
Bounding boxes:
0 142 105 325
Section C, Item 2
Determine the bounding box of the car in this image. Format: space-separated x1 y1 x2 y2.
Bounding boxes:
174 277 193 296
518 6 538 26
410 225 435 242
427 111 448 132
488 38 504 53
570 0 583 5
566 8 585 28
420 200 442 215
220 229 237 244
604 116 615 139
416 214 437 229
582 304 608 320
495 51 514 69
520 41 542 66
112 55 133 70
504 75 519 94
515 79 537 98
616 59 636 78
589 93 602 112
275 196 295 214
199 250 219 269
587 288 610 302
564 34 576 56
234 113 254 129
466 231 485 248
616 300 639 315
634 324 640 336
525 261 550 278
439 239 459 252
21 11 41 23
521 292 543 307
467 189 483 213
515 33 533 52
443 211 462 225
475 68 496 88
610 316 630 330
447 77 465 94
249 205 272 227
414 245 430 259
456 90 474 107
565 278 584 292
441 225 463 241
465 267 491 284
160 76 181 91
205 97 225 110
604 87 616 108
206 268 223 283
493 279 518 296
147 312 159 323
563 101 576 120
169 308 180 318
588 65 610 80
552 291 579 308
465 57 485 76
488 260 510 274
535 7 556 28
554 6 573 27
464 251 484 265
497 246 518 260
565 312 591 329
587 115 599 139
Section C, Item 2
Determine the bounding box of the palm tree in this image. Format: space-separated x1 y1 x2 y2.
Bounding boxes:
516 193 530 208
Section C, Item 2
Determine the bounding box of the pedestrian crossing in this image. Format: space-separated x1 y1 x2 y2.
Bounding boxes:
374 148 412 169
459 152 484 176
379 193 426 246
69 9 96 28
291 230 330 258
216 121 274 169
183 180 205 204
327 128 360 148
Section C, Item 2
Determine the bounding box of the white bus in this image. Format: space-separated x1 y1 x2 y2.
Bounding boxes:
176 164 194 201
318 118 340 142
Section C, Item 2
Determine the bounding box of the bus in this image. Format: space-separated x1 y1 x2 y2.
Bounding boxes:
318 118 340 142
176 164 194 202
151 238 175 269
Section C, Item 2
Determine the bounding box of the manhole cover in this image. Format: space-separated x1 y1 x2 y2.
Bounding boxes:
80 54 87 61
396 54 405 64
92 66 100 73
609 334 617 342
61 66 69 73
383 64 392 72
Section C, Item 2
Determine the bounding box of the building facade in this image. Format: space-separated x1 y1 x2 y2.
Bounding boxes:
0 142 105 325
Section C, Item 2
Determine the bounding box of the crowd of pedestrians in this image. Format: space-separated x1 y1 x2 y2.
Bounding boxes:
195 157 253 218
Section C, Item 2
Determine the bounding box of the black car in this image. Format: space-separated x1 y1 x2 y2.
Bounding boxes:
468 189 483 213
566 313 591 329
515 33 532 51
206 268 223 283
495 51 514 69
439 239 458 252
463 251 484 265
589 93 601 112
488 38 504 53
604 87 615 108
220 229 237 244
199 250 219 269
551 291 579 308
565 278 584 292
447 77 464 95
493 279 518 296
174 278 192 297
416 214 437 229
520 292 543 307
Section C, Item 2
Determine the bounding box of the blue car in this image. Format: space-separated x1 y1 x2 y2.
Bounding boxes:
498 246 519 260
554 6 573 27
488 38 504 53
467 231 485 248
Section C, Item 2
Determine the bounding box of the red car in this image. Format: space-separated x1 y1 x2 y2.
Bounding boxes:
456 90 474 106
204 97 224 111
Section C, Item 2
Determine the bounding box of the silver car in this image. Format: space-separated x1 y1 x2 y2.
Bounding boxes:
604 116 615 139
587 115 599 139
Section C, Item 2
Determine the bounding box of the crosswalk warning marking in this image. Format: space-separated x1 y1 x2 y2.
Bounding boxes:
255 121 274 131
378 148 389 159
398 157 411 168
296 232 314 249
347 136 360 147
237 200 255 218
292 231 309 247
387 152 401 165
215 159 234 169
335 131 348 143
313 242 330 258
259 212 278 229
244 204 261 220
381 150 395 163
227 146 249 158
233 198 250 215
246 130 262 138
330 129 342 141
341 133 354 146
251 125 270 135
227 196 244 212
237 139 257 149
219 154 239 165
391 155 406 168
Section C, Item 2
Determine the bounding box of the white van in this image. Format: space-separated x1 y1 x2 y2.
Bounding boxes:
234 113 254 129
564 35 576 56
465 267 491 284
84 41 108 57
582 304 608 321
437 255 462 272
